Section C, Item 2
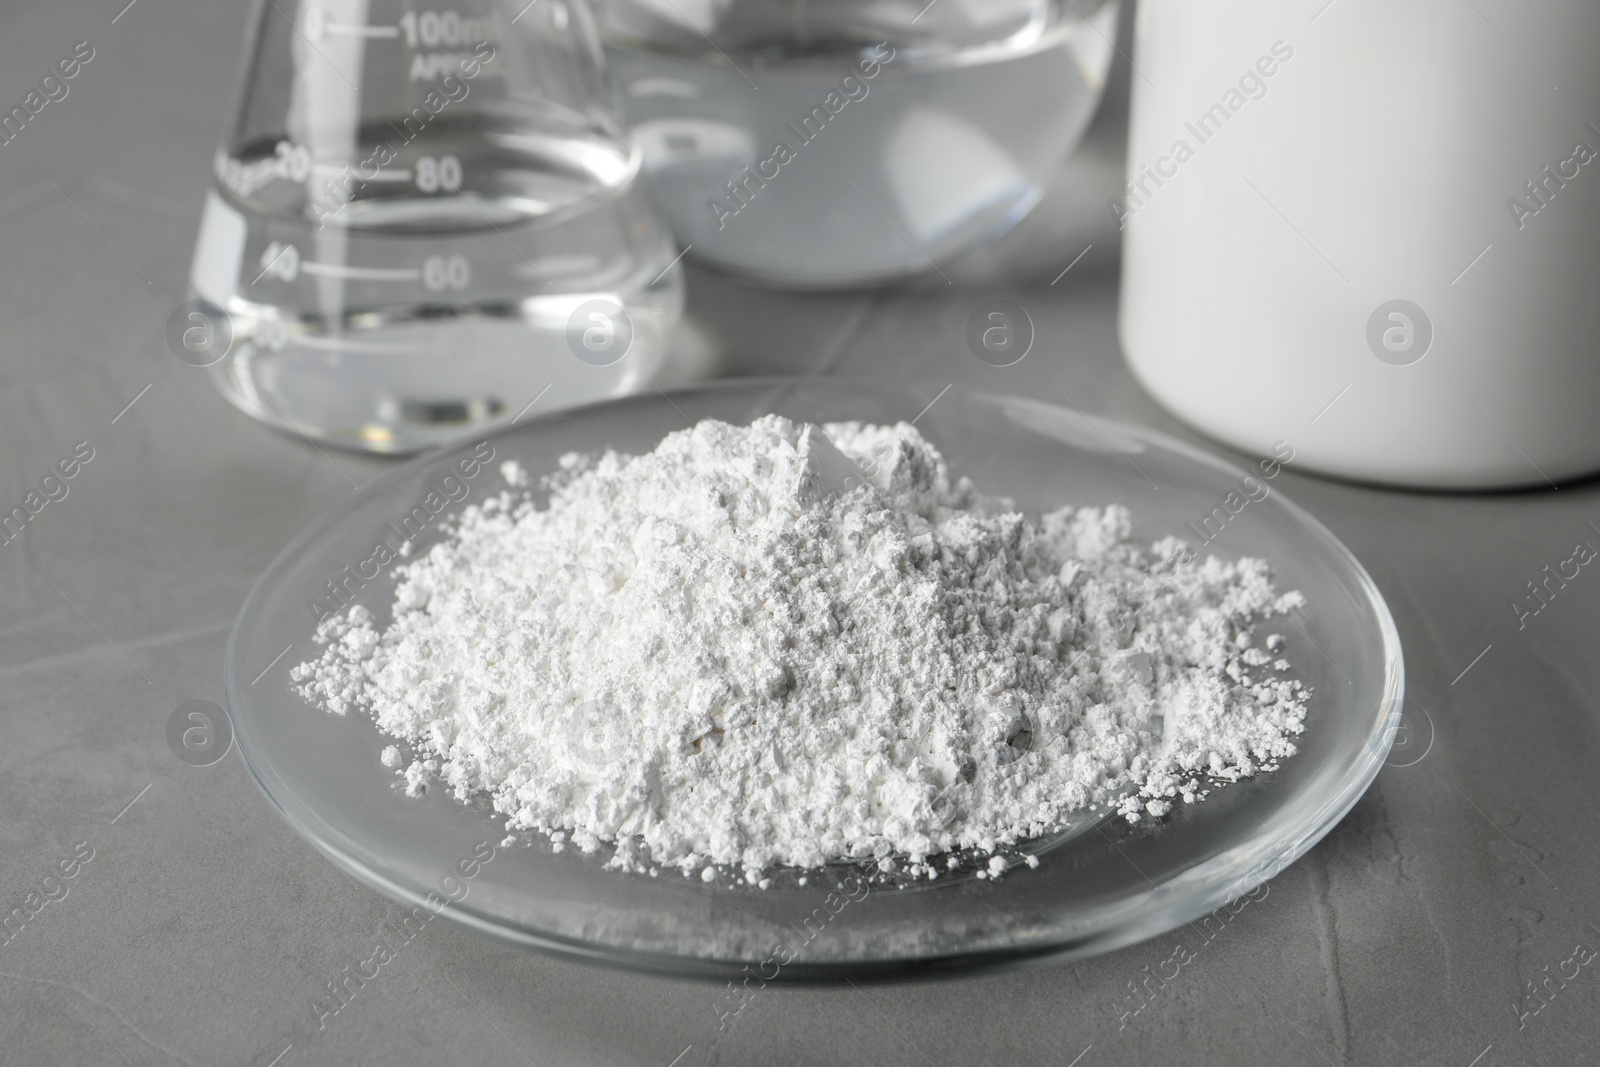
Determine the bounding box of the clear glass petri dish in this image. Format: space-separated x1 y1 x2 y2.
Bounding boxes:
225 378 1403 981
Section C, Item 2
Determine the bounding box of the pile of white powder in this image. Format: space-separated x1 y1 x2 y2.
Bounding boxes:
292 415 1310 883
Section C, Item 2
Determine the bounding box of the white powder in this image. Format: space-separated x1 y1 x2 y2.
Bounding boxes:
292 416 1309 881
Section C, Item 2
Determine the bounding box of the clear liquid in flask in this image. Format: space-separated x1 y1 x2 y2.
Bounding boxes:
190 0 683 452
603 0 1119 287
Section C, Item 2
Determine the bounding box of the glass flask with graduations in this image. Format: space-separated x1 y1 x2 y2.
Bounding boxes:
188 0 684 453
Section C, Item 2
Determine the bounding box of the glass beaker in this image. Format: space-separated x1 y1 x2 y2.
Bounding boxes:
596 0 1119 288
190 0 684 453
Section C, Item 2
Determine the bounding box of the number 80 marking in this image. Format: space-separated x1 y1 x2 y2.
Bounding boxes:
415 155 462 193
423 254 471 291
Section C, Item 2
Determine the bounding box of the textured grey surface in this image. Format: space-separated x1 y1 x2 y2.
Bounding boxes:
2 1 1597 1065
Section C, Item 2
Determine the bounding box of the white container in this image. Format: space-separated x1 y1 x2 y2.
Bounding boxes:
1119 0 1600 489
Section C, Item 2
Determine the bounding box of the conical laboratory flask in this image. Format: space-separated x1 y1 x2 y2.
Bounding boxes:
188 0 684 453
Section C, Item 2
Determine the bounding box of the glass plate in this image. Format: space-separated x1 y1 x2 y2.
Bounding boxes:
225 379 1403 981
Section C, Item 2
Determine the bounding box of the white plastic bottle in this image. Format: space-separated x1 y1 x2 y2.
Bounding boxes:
1119 0 1600 489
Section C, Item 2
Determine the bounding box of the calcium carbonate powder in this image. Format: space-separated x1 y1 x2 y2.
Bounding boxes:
291 416 1310 883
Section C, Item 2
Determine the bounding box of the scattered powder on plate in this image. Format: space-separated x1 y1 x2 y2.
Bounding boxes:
291 416 1310 882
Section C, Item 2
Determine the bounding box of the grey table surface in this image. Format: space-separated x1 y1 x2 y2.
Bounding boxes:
3 1 1598 1065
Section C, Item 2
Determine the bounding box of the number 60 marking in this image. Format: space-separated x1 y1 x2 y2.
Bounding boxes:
422 254 471 291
